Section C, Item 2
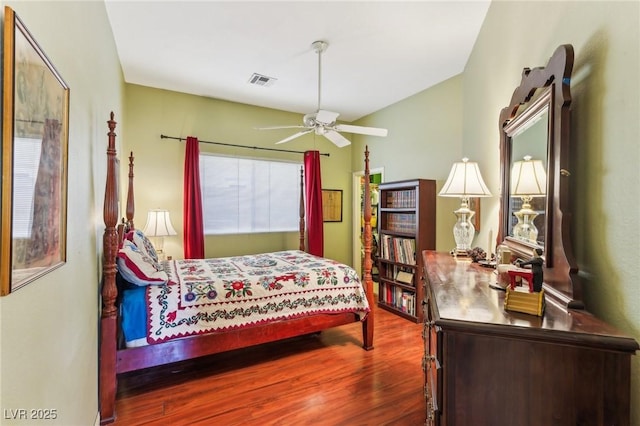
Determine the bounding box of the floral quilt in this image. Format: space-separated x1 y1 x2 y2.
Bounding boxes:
146 250 370 343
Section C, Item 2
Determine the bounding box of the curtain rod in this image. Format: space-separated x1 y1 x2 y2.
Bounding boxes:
160 134 330 157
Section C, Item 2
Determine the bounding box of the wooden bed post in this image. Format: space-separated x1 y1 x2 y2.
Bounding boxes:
362 146 374 350
299 166 305 251
99 112 118 424
126 152 135 229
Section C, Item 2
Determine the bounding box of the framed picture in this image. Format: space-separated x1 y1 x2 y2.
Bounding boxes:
322 189 343 222
469 197 481 231
1 6 70 295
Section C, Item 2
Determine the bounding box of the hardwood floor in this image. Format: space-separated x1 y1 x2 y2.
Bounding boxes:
112 305 426 425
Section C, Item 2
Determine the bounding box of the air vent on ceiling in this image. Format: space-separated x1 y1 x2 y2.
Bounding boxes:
248 73 277 87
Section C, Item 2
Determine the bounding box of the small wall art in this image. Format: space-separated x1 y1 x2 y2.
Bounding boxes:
322 189 343 222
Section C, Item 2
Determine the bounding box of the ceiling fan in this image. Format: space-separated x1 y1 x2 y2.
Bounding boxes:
256 40 388 148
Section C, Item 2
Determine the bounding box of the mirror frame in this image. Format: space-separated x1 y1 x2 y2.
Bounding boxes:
497 44 582 309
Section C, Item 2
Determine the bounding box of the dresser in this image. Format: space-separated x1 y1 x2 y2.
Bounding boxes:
422 251 638 426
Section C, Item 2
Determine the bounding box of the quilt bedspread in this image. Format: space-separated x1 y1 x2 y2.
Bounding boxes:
146 250 370 343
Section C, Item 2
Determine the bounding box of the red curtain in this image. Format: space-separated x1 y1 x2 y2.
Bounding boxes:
183 136 204 259
304 151 324 257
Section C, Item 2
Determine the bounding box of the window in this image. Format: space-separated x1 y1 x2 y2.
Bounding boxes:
200 154 302 235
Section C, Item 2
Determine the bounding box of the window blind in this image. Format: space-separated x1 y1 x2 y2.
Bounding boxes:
200 154 302 235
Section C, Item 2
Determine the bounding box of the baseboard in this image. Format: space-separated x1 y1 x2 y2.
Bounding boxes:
94 411 100 426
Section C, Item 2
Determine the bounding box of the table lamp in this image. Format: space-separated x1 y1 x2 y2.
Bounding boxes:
510 155 546 243
439 158 492 255
142 209 177 260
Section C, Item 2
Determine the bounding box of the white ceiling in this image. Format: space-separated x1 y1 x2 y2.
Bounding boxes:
105 1 491 122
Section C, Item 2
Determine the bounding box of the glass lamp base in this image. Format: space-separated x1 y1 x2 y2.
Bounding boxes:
452 204 476 253
513 208 539 243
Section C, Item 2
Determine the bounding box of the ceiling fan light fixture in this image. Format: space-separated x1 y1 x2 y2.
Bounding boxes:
303 113 316 127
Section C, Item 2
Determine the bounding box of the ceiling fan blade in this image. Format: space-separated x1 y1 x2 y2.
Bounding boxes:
323 130 351 148
315 110 340 124
334 124 389 137
275 129 314 145
255 125 309 131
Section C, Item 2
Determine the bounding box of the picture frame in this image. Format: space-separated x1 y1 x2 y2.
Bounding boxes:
469 197 481 231
322 189 343 222
1 6 70 295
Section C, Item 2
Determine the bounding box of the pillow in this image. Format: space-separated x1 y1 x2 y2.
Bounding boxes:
125 229 159 263
117 240 168 286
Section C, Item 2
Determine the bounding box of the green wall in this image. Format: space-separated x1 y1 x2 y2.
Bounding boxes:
353 74 466 253
123 84 355 265
0 1 124 425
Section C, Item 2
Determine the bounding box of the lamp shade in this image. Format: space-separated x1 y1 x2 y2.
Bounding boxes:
142 209 177 237
511 155 546 197
439 158 492 197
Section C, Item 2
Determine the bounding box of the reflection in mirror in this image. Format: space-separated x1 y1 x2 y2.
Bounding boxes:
511 155 546 244
508 107 548 247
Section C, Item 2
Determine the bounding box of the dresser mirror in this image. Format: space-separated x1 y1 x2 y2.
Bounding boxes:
497 44 582 308
504 91 550 250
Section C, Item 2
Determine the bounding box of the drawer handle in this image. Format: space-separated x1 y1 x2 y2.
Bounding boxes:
422 355 435 368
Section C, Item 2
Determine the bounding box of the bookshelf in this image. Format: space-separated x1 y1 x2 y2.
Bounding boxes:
377 179 436 322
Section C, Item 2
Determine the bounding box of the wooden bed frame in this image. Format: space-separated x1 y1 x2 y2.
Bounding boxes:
99 112 375 424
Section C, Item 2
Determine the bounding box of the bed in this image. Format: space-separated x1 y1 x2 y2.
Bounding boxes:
99 112 375 424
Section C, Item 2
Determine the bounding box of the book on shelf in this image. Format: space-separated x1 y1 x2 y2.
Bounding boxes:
386 213 416 233
379 283 416 316
385 190 416 209
379 235 416 265
395 270 414 285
